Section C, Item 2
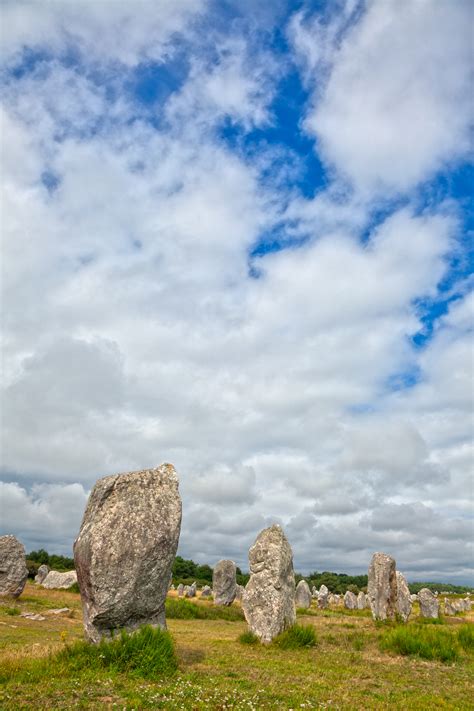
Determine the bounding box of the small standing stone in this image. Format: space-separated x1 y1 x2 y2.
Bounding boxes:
0 536 29 599
242 525 296 643
177 583 184 597
395 571 412 622
357 591 367 610
318 584 329 609
444 598 457 616
35 564 50 584
234 584 244 602
213 560 237 606
185 582 196 598
418 588 439 619
344 590 357 609
367 552 397 621
295 580 312 609
200 585 212 598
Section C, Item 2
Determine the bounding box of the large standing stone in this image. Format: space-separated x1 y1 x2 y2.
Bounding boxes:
35 564 50 585
242 525 296 643
418 588 439 619
395 571 412 622
295 580 312 609
74 464 182 643
0 535 28 599
344 590 357 609
213 560 237 606
42 570 77 589
318 584 329 609
367 552 397 621
357 591 367 610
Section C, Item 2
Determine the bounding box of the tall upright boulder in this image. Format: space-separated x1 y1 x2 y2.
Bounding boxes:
295 580 312 609
242 525 296 643
395 571 412 622
367 552 397 621
0 535 28 599
357 591 367 609
74 464 182 643
418 588 439 619
213 560 237 606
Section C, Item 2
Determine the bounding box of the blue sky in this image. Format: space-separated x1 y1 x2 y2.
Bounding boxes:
0 0 472 583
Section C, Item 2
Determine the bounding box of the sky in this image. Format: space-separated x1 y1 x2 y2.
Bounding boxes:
0 0 473 584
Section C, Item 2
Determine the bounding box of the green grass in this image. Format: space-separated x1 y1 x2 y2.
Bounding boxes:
274 624 318 650
1 583 473 710
457 624 474 652
237 630 259 645
58 625 178 679
2 607 20 616
380 624 460 663
66 582 80 593
417 616 445 625
0 625 177 683
165 597 244 621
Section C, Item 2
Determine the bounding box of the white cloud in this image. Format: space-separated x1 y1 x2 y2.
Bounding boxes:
0 0 472 583
0 0 207 66
291 0 472 194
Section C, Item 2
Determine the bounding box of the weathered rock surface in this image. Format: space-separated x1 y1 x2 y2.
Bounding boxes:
344 590 357 609
395 571 412 622
367 552 397 621
444 598 458 615
357 591 367 610
185 582 196 598
0 536 28 599
213 560 237 606
318 584 329 609
35 564 50 584
21 612 46 621
177 583 184 597
200 585 212 598
42 570 77 589
74 464 182 643
410 594 418 602
242 525 296 643
295 580 312 609
234 584 244 602
311 586 318 598
418 588 439 618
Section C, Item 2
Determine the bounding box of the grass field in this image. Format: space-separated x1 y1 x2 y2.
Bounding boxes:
0 583 473 709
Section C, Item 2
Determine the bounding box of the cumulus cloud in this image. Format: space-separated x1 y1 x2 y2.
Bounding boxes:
0 0 472 583
291 0 472 194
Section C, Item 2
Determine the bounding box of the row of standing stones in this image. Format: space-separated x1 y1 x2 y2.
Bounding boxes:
0 464 471 644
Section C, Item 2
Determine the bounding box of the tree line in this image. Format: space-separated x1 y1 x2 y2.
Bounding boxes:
26 550 473 594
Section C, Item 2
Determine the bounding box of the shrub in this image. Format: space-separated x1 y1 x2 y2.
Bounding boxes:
274 624 317 650
165 597 244 621
238 630 259 645
58 625 178 679
457 624 474 652
380 625 459 663
3 607 20 616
